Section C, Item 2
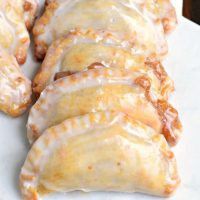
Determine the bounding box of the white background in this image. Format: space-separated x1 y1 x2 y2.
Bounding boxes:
173 0 183 16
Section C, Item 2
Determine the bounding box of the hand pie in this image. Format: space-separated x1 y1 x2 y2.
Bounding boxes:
33 30 174 97
0 47 31 117
0 0 31 64
33 0 167 60
27 68 181 145
23 0 38 30
21 112 180 199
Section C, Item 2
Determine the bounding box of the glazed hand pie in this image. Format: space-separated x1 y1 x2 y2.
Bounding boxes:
33 30 174 97
33 0 167 60
21 112 180 199
27 68 181 145
0 47 31 117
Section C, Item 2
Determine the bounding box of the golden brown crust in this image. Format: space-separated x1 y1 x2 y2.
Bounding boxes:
135 76 182 146
24 1 32 11
34 40 49 61
54 71 76 81
156 100 182 146
145 59 175 98
33 2 58 60
24 1 33 29
15 42 28 65
24 0 38 30
155 0 177 34
162 11 177 34
6 100 31 117
0 93 31 117
164 177 181 196
145 60 168 84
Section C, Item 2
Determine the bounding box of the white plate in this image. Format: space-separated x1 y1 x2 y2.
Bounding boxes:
0 6 200 200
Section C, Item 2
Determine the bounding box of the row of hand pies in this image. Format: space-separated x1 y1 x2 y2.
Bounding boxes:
20 0 182 199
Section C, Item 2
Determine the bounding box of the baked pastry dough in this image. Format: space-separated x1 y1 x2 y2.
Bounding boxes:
0 0 31 64
33 30 174 97
23 0 38 30
27 68 181 145
33 0 168 60
21 112 180 199
156 0 177 34
0 47 31 117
